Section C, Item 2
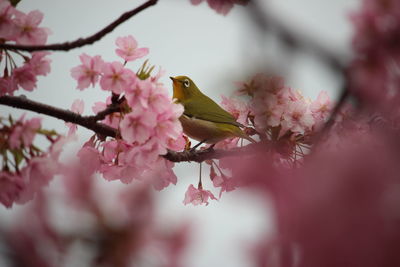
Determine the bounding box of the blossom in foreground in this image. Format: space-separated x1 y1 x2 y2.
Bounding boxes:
71 54 104 90
0 171 24 208
9 115 41 149
190 0 249 15
115 35 149 62
0 0 17 39
13 9 50 45
66 99 84 135
183 184 217 206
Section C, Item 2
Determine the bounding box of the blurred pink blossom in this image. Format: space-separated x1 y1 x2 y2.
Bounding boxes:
0 171 24 208
29 52 51 76
190 0 249 15
66 99 84 135
183 184 217 206
12 64 37 91
0 0 17 39
13 10 50 45
9 115 41 149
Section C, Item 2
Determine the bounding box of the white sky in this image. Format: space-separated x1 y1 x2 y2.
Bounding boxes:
0 0 359 266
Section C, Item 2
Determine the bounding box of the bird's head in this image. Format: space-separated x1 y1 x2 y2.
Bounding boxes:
170 76 201 102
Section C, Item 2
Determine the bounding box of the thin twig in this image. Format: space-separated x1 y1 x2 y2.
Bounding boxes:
0 0 158 52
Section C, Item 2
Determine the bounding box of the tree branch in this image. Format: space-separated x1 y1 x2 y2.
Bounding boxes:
163 142 267 163
0 95 117 137
0 95 266 163
0 0 158 52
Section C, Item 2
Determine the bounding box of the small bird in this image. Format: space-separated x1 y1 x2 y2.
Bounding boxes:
170 75 255 149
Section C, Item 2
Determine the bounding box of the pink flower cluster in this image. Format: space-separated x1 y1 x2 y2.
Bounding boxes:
190 0 249 15
350 0 400 110
70 35 185 189
70 35 148 91
0 51 51 96
0 114 64 208
0 1 51 96
0 0 50 44
241 74 332 139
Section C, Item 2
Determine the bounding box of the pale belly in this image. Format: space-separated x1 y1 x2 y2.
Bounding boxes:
179 114 236 144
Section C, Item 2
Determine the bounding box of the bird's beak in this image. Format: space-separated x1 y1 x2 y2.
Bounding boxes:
169 77 175 81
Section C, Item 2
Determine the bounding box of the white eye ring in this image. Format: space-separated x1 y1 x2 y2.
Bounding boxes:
183 79 190 88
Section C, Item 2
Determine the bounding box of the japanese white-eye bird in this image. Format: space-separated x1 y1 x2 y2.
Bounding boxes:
170 76 255 148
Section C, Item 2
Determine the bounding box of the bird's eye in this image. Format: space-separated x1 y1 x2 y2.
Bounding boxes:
183 79 190 88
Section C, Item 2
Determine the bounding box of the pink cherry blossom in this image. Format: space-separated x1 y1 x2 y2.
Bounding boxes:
29 52 51 76
154 103 184 146
0 76 17 96
13 10 50 45
18 155 58 203
280 100 315 136
66 99 84 135
0 171 24 208
120 107 157 144
77 138 102 175
183 184 217 206
125 78 152 108
190 0 249 15
0 0 17 39
12 64 37 91
311 91 332 122
166 134 186 151
221 95 250 125
212 174 236 198
115 35 149 62
71 53 104 90
141 158 177 191
9 115 41 149
252 92 284 129
100 61 135 94
213 137 239 150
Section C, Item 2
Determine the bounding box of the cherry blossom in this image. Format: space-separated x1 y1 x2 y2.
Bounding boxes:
115 35 149 62
12 65 37 91
310 91 332 122
13 10 50 45
0 0 17 39
29 52 52 76
66 99 84 135
71 53 104 90
0 76 17 96
190 0 249 15
9 115 41 149
183 184 217 206
100 61 135 94
220 95 250 125
0 171 24 208
120 107 157 144
141 158 177 191
280 99 315 136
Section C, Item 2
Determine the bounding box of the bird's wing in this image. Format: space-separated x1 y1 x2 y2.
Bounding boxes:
183 97 244 128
